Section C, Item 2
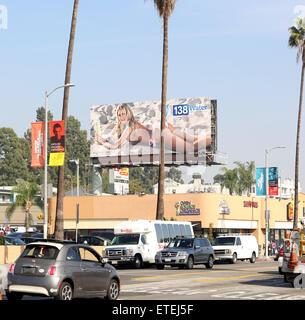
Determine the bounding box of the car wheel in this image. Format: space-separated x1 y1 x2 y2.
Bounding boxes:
105 279 120 300
250 252 256 263
56 281 73 300
205 255 214 269
186 256 194 269
6 291 23 301
134 255 143 269
156 264 165 270
231 253 237 264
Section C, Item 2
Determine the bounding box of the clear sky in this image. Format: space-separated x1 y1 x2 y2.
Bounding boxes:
0 0 304 189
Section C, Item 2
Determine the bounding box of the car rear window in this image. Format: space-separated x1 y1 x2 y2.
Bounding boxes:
21 245 59 260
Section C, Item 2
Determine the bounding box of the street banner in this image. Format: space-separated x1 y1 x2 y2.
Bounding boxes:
31 122 45 167
256 168 266 196
268 167 279 196
49 120 65 166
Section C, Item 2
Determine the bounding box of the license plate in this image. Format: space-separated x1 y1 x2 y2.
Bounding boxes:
111 261 117 264
165 258 171 262
23 267 35 274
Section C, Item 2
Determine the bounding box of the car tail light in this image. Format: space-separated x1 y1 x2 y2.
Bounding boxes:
8 263 15 274
279 249 284 257
48 266 56 276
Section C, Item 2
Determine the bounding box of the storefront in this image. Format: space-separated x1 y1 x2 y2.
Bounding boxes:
47 192 305 250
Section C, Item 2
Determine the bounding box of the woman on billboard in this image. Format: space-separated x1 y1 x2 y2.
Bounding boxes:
95 104 211 152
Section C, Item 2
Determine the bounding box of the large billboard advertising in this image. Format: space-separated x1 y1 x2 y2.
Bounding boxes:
90 97 214 166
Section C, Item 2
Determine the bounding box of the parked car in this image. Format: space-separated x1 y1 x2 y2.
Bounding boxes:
7 232 40 239
4 236 25 245
6 240 120 300
155 237 215 270
21 233 44 244
78 236 110 246
212 234 259 264
90 231 115 241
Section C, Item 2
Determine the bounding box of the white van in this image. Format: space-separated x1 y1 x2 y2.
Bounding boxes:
212 234 259 264
102 220 194 268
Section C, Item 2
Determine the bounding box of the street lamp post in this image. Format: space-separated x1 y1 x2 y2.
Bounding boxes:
264 146 286 257
43 83 76 240
67 175 73 196
69 159 79 196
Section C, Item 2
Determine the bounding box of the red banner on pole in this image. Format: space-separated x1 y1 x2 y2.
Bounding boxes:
31 122 45 167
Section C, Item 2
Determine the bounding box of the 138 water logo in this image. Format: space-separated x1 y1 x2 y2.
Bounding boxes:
172 104 208 116
0 5 8 30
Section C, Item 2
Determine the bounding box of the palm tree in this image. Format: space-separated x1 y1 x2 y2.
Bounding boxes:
234 161 256 195
288 18 305 230
54 0 79 240
213 168 239 195
6 181 43 231
150 0 178 220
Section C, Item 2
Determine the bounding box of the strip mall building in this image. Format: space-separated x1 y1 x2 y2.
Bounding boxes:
48 192 305 252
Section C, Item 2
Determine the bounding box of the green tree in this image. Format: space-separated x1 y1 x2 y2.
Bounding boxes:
165 167 184 184
288 18 305 230
54 0 80 240
0 128 28 185
213 168 239 195
234 161 256 195
5 181 43 230
151 0 178 220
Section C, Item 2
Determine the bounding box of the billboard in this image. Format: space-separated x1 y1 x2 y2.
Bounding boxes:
90 97 215 166
109 168 129 195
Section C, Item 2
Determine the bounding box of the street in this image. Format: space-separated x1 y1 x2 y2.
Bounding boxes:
118 260 305 300
3 260 305 301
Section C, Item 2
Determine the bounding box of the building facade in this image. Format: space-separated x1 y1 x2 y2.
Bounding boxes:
47 192 305 253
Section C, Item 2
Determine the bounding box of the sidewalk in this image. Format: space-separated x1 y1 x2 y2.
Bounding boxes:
256 255 276 262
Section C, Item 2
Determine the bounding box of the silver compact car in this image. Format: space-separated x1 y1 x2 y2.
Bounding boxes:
6 241 120 300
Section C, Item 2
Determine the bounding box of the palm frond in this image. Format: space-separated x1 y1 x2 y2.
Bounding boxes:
296 40 304 63
153 0 178 18
5 203 17 220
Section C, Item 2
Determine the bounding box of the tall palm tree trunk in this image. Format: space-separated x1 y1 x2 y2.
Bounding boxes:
54 0 79 240
293 50 305 230
156 13 169 220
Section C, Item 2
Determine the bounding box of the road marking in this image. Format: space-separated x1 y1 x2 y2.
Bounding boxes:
132 266 276 280
198 273 263 282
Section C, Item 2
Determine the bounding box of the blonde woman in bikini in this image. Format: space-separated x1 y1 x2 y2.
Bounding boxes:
96 104 211 152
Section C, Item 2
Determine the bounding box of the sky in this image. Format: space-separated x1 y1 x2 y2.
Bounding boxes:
0 0 305 189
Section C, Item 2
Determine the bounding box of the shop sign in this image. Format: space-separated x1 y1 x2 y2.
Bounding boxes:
175 201 200 216
219 200 230 214
287 202 294 221
243 201 258 208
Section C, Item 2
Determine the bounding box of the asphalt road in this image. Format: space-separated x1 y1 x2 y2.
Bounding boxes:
118 260 305 300
2 260 305 301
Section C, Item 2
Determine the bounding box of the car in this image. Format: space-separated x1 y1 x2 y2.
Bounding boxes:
7 231 40 239
6 240 120 300
90 231 115 241
21 233 44 244
154 237 215 270
4 236 25 245
212 234 259 264
78 236 110 246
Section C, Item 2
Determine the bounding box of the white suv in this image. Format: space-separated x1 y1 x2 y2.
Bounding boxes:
212 234 259 264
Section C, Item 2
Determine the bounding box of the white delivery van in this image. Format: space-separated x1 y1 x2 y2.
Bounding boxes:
212 234 259 264
102 220 194 268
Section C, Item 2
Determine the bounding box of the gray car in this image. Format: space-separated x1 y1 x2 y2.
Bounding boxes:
155 237 215 269
6 240 120 300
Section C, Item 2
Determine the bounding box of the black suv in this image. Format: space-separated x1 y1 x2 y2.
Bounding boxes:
155 237 215 269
